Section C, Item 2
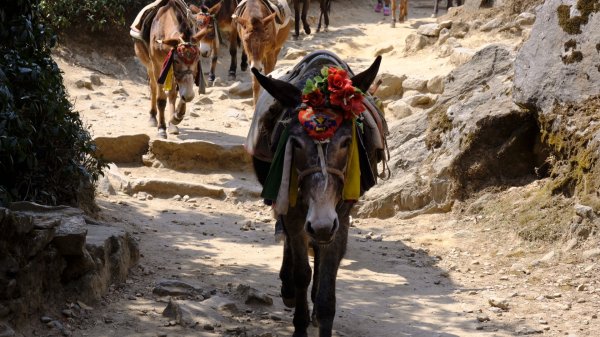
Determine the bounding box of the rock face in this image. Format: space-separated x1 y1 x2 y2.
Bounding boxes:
0 203 139 328
513 0 600 205
514 0 600 113
359 45 542 218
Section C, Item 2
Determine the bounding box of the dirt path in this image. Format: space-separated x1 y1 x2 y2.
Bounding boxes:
43 1 600 336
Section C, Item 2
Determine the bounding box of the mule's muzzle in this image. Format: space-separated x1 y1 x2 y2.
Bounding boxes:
305 218 339 244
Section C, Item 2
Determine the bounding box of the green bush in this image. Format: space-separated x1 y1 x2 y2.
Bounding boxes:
39 0 147 32
0 1 107 209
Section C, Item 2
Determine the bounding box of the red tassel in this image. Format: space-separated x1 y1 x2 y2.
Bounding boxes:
157 49 174 84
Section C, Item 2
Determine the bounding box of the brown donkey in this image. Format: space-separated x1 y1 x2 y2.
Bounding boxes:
190 2 223 84
234 0 291 105
193 0 249 81
391 0 408 27
133 0 208 138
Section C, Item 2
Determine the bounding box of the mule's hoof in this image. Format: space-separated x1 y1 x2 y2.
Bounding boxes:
303 25 311 35
293 34 299 40
324 26 329 32
241 64 248 72
282 297 296 308
228 71 236 81
391 21 396 28
157 129 167 139
149 116 158 127
168 124 179 135
170 113 184 125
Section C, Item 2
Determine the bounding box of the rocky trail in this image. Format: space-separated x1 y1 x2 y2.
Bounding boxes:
16 0 600 336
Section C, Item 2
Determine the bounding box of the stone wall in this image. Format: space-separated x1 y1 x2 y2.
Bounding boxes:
0 202 139 333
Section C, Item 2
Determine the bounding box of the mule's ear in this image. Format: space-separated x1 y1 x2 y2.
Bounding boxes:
161 38 181 48
350 55 382 93
191 28 209 44
251 68 302 107
209 1 222 14
236 17 249 30
190 4 200 14
262 12 277 25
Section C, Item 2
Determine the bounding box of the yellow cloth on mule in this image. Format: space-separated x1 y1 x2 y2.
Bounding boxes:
163 66 174 92
342 120 360 201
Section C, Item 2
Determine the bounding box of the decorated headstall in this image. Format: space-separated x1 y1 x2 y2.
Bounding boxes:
195 7 219 40
261 66 367 214
157 40 201 91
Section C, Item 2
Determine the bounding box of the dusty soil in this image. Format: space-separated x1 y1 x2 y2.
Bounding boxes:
28 0 600 336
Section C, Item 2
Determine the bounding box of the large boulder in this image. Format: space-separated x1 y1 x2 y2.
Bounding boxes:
359 45 541 218
514 0 600 112
513 0 600 207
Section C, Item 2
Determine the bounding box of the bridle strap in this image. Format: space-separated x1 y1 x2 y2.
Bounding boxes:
297 166 345 183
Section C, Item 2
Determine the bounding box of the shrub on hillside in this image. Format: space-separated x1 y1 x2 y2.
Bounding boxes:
0 1 106 209
39 0 148 32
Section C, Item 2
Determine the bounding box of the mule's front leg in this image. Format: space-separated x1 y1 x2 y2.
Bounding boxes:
166 90 180 135
313 212 349 337
301 0 311 35
209 51 218 83
156 93 168 138
284 223 312 337
293 1 301 38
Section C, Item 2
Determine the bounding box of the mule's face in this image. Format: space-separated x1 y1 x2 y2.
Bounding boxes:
237 13 277 72
191 3 222 57
172 46 199 102
290 120 352 244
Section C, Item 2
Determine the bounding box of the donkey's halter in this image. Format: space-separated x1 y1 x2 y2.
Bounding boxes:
296 141 346 193
196 12 217 39
176 41 199 65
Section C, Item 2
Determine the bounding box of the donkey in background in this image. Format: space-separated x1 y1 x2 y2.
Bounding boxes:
234 0 291 105
247 50 386 337
132 0 208 138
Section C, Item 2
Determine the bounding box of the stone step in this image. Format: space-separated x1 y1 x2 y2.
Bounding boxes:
93 134 252 171
102 164 261 201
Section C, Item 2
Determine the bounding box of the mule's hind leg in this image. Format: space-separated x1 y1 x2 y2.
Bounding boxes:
280 230 296 308
228 30 239 80
293 0 301 39
301 0 311 35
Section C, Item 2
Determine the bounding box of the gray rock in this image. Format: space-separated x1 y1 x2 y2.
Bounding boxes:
439 20 452 30
516 12 536 26
360 45 526 219
449 21 470 38
404 34 429 53
574 204 594 219
112 88 128 96
52 215 87 256
402 78 428 92
374 44 394 57
583 248 600 260
96 175 116 196
153 280 204 297
449 47 476 66
403 94 434 108
93 134 150 164
236 284 273 305
427 75 445 94
437 28 451 45
89 74 102 86
386 100 413 120
480 18 503 32
75 80 93 90
417 23 441 37
228 81 252 98
514 0 600 113
374 73 407 99
284 48 308 60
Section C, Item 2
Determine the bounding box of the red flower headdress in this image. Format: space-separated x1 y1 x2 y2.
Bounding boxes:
298 66 365 141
